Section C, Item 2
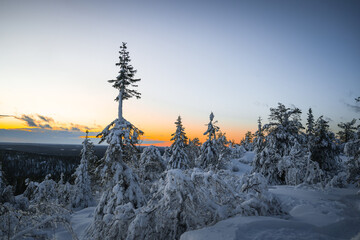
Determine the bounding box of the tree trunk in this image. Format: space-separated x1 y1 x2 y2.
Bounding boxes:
118 90 123 121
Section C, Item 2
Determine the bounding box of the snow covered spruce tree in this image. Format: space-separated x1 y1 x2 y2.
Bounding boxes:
309 116 340 173
168 116 190 169
197 112 220 169
241 131 253 151
215 132 231 169
138 145 166 196
253 117 265 153
253 103 305 184
186 138 201 163
71 131 94 209
81 131 100 188
306 108 315 140
86 43 145 239
344 104 360 185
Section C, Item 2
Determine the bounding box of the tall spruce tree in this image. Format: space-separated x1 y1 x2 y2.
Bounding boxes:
168 116 190 169
108 42 141 121
87 43 145 239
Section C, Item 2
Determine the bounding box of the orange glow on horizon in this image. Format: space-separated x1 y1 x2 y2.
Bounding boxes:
1 114 256 146
0 117 29 129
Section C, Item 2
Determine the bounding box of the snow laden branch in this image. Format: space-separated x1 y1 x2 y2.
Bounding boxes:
97 118 143 153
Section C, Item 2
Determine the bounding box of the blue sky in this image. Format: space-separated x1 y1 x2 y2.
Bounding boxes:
0 0 359 144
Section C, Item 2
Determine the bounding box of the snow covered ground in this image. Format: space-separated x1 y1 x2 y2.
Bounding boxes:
55 207 96 240
181 186 360 240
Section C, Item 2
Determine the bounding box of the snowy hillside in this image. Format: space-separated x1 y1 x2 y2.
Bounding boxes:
36 152 360 240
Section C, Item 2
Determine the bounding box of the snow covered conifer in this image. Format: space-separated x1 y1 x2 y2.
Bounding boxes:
80 132 100 187
168 116 190 169
344 127 360 185
253 103 304 184
108 42 141 121
253 117 265 153
162 147 172 163
309 116 340 172
71 131 94 209
241 131 253 151
306 108 315 138
197 112 220 169
186 138 201 163
204 112 219 141
337 119 357 144
87 43 145 239
138 145 166 183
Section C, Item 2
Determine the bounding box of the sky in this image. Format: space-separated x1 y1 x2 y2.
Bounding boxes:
0 0 359 146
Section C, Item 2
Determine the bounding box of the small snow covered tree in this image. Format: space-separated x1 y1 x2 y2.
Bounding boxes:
337 119 357 144
265 103 303 156
168 116 190 169
253 117 265 153
81 132 100 187
309 116 340 173
186 138 201 165
71 131 94 209
344 116 360 185
253 103 304 184
87 43 145 239
241 131 253 151
197 112 220 169
306 108 315 138
138 145 166 184
162 147 172 163
32 174 59 203
215 132 231 169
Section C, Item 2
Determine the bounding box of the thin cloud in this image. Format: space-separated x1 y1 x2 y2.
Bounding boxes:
37 115 54 123
41 124 52 129
16 115 38 127
10 114 97 131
